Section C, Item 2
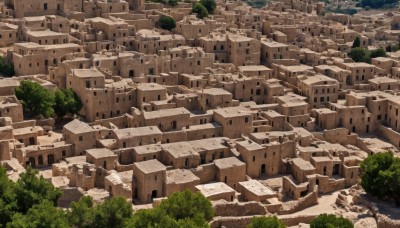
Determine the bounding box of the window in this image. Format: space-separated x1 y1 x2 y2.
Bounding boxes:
44 3 48 10
245 117 249 123
79 136 83 141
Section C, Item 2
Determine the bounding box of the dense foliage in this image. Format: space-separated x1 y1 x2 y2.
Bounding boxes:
310 214 353 228
67 196 133 228
200 0 216 14
126 189 214 227
0 166 63 227
54 88 83 119
352 37 361 48
0 56 15 77
0 171 214 228
15 80 55 118
159 15 176 31
247 216 286 228
348 47 386 63
360 152 400 204
192 2 209 19
360 0 398 9
15 81 82 119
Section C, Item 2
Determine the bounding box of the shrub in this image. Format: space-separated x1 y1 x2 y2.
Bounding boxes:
159 15 176 31
310 214 353 228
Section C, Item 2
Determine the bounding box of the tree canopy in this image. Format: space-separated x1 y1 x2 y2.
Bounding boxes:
15 80 55 118
159 15 176 31
348 47 387 63
54 88 83 118
352 37 361 48
0 166 63 227
247 216 286 228
0 168 214 228
15 81 82 119
360 152 400 203
370 48 387 58
0 56 15 77
192 3 209 19
360 0 398 9
7 201 69 228
200 0 216 14
348 47 371 63
126 190 214 227
310 214 353 228
67 196 132 228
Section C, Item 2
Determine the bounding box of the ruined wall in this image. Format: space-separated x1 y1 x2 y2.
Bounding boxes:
192 163 216 184
58 187 84 208
212 201 267 217
210 214 317 228
378 124 400 150
277 187 318 215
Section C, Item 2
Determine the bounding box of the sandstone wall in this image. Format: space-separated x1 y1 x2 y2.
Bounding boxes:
277 187 318 215
210 214 317 228
212 201 267 217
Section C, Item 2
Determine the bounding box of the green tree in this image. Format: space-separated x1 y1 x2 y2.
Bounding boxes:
192 3 208 19
159 15 176 31
126 209 180 228
348 47 371 63
54 88 82 118
7 201 69 228
0 166 17 226
127 190 214 227
14 166 62 213
200 0 216 14
67 196 95 228
92 197 132 228
15 80 55 118
247 216 286 228
158 190 214 223
0 56 14 77
168 0 178 6
310 214 353 228
360 152 400 203
352 37 361 48
360 0 398 9
370 48 387 58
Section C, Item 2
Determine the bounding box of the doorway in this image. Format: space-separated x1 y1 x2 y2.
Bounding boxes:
47 154 54 166
261 164 266 175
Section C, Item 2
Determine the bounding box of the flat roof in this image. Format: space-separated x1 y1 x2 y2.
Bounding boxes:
134 159 166 174
114 126 162 139
214 106 253 118
238 65 272 72
239 180 276 196
214 157 245 169
292 158 315 171
86 148 116 159
64 119 94 134
166 169 200 184
195 182 235 197
72 69 105 78
162 142 199 158
143 107 190 120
